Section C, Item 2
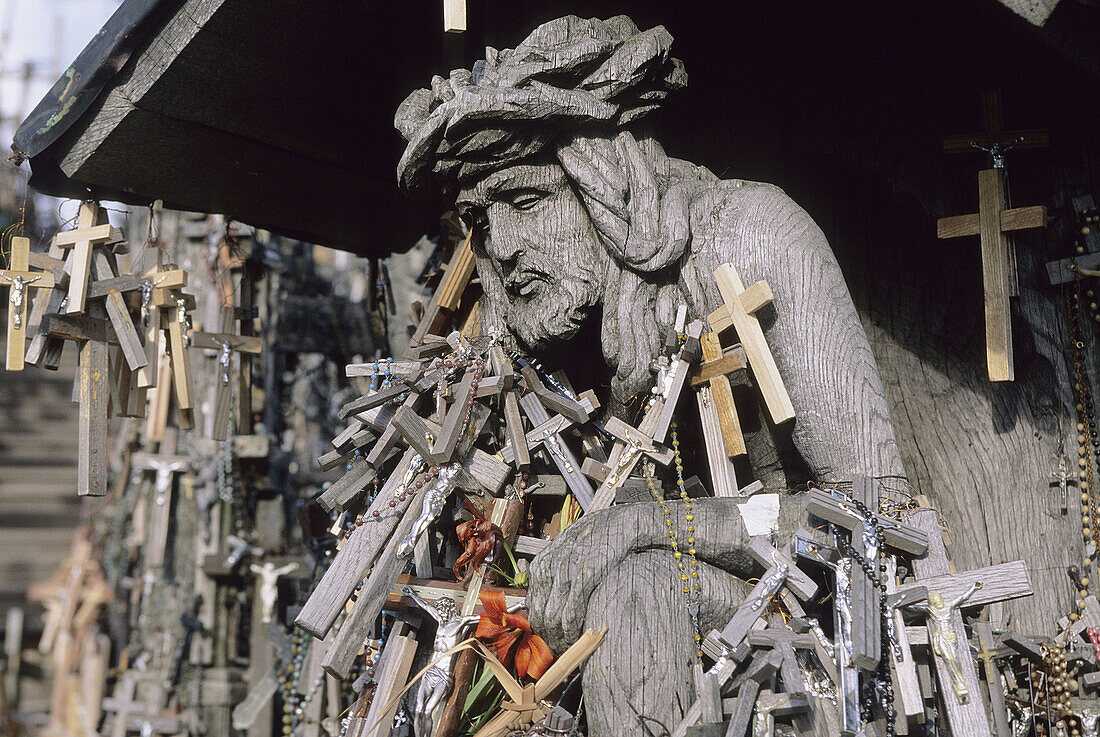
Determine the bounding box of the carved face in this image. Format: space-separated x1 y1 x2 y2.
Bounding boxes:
456 161 609 352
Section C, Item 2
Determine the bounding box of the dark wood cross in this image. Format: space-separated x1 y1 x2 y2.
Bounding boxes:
938 90 1048 382
745 625 828 737
1 235 54 370
191 305 262 441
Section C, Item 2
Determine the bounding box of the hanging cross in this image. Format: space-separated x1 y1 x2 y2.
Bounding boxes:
942 89 1049 167
149 274 196 416
691 333 746 497
52 202 124 315
131 428 193 569
1 235 54 370
192 305 262 441
936 170 1045 382
708 264 794 425
938 90 1048 382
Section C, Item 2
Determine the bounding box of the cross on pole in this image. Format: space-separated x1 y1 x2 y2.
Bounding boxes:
1 235 54 370
52 202 124 315
191 305 262 440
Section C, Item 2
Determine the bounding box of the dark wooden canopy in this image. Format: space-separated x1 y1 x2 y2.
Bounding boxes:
12 0 1100 256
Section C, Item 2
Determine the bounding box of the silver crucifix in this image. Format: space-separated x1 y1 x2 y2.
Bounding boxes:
1 273 40 328
397 463 461 558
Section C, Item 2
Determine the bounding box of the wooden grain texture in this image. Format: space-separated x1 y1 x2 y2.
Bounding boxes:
103 288 147 374
435 233 475 310
296 450 421 638
77 309 109 497
902 507 991 735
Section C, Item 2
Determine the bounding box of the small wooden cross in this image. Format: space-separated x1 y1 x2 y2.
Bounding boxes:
691 333 746 497
1 235 54 370
588 320 702 510
131 428 193 569
149 274 196 416
52 202 124 315
974 622 1013 737
708 263 794 424
744 625 828 737
191 305 262 440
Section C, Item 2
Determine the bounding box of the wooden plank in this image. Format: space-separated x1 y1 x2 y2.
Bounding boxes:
435 233 475 310
712 264 795 424
77 317 109 497
977 169 1013 382
502 389 529 470
391 405 436 460
103 288 148 375
295 450 420 638
894 560 1032 607
1001 206 1046 232
698 332 745 457
322 498 421 678
936 213 980 239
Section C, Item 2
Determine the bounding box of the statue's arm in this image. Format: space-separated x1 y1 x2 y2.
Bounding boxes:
950 581 982 609
699 187 907 483
401 586 442 623
528 498 749 649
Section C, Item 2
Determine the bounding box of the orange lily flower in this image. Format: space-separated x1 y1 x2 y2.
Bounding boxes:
453 518 502 582
475 590 554 680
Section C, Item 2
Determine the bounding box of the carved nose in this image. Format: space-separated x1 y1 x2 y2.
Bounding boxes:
484 232 523 279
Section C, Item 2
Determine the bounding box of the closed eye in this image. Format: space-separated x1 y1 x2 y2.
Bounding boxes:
497 188 548 211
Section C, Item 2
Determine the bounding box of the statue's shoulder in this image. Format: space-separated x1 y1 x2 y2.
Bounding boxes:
688 177 812 236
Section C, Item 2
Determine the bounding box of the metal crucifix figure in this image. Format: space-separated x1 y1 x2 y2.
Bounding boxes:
905 581 983 704
0 272 41 328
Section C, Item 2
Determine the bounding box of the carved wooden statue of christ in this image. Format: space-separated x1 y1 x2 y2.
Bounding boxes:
396 15 907 735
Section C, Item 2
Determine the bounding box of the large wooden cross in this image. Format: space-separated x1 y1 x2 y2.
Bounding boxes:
938 90 1048 382
1 235 54 370
192 305 262 440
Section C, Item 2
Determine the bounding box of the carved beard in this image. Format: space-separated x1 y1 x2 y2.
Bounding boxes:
478 253 604 354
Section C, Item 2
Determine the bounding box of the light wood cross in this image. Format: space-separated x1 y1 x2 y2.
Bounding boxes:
52 202 124 315
691 333 747 497
708 263 794 424
936 169 1045 382
131 428 193 569
1 236 54 370
192 305 262 440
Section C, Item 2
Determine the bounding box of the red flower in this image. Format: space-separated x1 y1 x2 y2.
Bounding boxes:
474 590 554 680
453 519 502 582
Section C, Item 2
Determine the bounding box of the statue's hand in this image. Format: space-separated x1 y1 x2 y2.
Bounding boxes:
527 505 649 651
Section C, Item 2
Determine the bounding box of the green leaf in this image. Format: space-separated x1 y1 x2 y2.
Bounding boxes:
458 661 504 737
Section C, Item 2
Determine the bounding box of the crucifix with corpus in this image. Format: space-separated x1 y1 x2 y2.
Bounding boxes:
192 304 262 440
1 235 54 370
52 201 125 315
937 89 1048 382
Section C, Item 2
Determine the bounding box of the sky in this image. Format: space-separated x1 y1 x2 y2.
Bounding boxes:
0 0 123 226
